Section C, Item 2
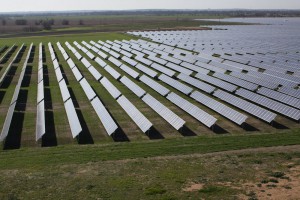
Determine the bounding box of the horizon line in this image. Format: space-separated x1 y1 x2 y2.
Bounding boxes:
1 8 300 14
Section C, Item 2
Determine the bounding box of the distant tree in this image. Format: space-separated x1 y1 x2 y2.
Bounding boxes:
42 20 52 30
79 20 84 25
62 19 69 25
48 19 55 25
15 19 27 25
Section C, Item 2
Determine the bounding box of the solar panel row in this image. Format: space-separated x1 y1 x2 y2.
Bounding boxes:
167 92 217 128
191 91 248 125
236 88 300 121
35 43 46 141
117 96 153 133
142 94 185 130
0 44 33 142
49 43 82 138
159 74 193 95
213 89 277 123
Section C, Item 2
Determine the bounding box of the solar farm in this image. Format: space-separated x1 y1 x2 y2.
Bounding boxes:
0 11 300 199
0 19 300 149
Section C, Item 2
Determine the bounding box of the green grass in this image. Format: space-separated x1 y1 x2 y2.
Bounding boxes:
0 130 299 169
0 32 136 46
0 139 299 200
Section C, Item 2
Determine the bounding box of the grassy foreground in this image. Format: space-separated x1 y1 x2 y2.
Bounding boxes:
1 130 300 169
0 131 300 199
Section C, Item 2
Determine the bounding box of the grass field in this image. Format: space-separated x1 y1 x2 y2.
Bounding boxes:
0 13 249 37
0 28 299 199
0 133 299 199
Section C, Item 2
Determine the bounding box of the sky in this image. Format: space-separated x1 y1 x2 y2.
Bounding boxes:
0 0 299 12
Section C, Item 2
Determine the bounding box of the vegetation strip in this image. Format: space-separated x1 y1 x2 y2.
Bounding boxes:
1 131 300 169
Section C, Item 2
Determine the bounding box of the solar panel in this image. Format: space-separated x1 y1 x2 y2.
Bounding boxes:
135 56 153 66
109 50 121 59
50 52 56 61
95 57 107 68
53 59 60 70
81 57 92 68
0 102 16 142
79 78 97 101
111 46 121 52
71 67 83 82
167 92 217 128
108 56 122 67
191 91 248 125
177 73 216 93
257 87 300 109
36 100 46 141
0 44 15 63
135 63 158 78
0 44 24 86
213 72 258 91
231 71 278 89
181 62 210 74
160 55 182 65
91 97 118 135
140 75 170 96
117 95 153 133
213 89 277 123
91 46 100 54
54 66 64 83
142 49 156 57
38 67 43 84
131 50 145 58
159 74 193 95
142 94 185 130
101 46 110 53
104 65 121 80
94 43 102 49
66 58 75 68
100 77 122 99
151 63 176 77
279 87 300 99
209 60 242 73
194 61 227 73
86 51 95 60
120 50 133 58
120 76 146 98
96 49 108 59
120 64 140 79
64 99 82 138
37 81 44 103
236 88 300 120
80 46 89 53
148 56 168 65
195 73 237 92
122 56 138 67
165 62 193 75
62 52 69 61
74 51 82 60
86 66 101 81
0 44 33 141
247 70 297 88
59 79 71 103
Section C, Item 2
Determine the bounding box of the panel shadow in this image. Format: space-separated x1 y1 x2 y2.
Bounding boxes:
3 89 28 150
42 88 57 147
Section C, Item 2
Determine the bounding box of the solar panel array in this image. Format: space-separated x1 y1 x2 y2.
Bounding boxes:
0 44 24 86
0 43 33 142
63 44 119 136
1 18 300 147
